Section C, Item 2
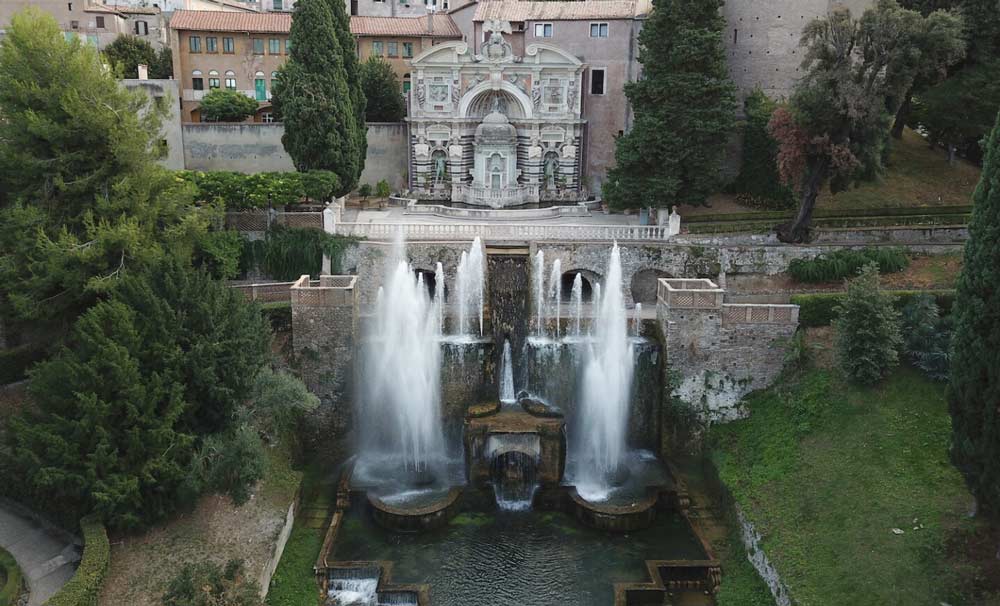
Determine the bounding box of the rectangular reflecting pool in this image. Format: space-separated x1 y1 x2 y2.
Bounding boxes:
330 498 709 606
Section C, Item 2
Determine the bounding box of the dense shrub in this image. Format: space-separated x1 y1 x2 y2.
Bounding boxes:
727 89 795 210
0 344 48 385
194 229 245 280
45 516 109 606
179 171 324 209
198 90 258 123
791 290 955 328
833 264 903 384
239 227 355 281
3 261 270 529
901 294 952 381
788 247 909 283
0 547 22 606
162 559 261 606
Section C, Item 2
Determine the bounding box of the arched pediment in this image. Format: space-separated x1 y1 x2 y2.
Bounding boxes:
524 43 583 67
459 80 533 119
410 41 471 66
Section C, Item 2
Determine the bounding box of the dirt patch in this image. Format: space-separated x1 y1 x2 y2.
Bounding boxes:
99 449 301 606
803 327 836 370
881 254 962 291
943 518 1000 604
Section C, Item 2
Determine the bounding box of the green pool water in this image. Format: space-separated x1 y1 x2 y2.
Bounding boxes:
332 502 707 606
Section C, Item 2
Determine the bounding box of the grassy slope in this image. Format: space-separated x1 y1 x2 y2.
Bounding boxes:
711 366 981 606
816 129 981 210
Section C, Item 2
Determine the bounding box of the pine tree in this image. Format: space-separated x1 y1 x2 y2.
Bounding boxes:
602 0 736 210
361 56 405 123
833 264 903 385
271 0 366 196
948 111 1000 516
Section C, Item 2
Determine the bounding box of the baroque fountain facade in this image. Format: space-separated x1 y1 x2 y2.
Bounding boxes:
287 233 800 606
407 22 588 207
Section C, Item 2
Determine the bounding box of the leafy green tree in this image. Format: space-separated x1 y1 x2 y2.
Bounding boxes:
271 0 366 196
199 89 259 122
769 1 964 242
360 56 405 122
245 367 319 443
913 59 1000 163
301 170 341 203
162 559 262 606
727 89 795 210
193 230 245 280
2 262 270 529
602 0 736 210
192 423 266 506
0 9 210 327
900 293 952 381
948 111 1000 517
103 34 172 79
833 264 903 384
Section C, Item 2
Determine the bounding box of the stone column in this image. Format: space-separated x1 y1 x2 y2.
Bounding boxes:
291 275 359 458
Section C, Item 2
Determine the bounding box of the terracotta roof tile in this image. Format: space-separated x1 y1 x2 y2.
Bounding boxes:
169 10 291 33
349 15 461 38
169 10 461 38
473 1 639 22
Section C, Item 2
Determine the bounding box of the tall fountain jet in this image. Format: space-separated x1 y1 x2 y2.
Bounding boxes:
361 231 446 477
456 237 485 338
571 273 583 337
548 259 562 338
573 243 633 500
534 251 545 337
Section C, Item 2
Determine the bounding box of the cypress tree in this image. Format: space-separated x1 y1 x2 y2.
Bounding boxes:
603 0 736 210
271 0 366 195
948 111 1000 516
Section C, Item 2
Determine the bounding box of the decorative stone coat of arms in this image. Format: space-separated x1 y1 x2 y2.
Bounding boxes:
477 20 514 63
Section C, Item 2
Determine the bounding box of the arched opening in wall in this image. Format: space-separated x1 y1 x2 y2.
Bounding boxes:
466 90 526 119
560 270 597 302
630 269 672 306
414 268 445 300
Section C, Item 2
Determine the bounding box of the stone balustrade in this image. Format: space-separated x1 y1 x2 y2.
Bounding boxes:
722 304 799 325
334 222 676 242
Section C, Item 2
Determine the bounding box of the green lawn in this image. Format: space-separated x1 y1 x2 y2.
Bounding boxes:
0 547 22 606
711 366 991 606
815 129 981 210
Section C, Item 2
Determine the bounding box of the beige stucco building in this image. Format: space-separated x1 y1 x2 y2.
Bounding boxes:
0 0 129 49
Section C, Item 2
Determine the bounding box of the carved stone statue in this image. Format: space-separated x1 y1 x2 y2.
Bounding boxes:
433 151 447 184
531 82 541 108
544 153 559 188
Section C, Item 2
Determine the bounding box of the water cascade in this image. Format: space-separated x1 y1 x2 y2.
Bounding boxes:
572 243 634 501
633 303 643 337
534 250 545 337
491 450 539 512
360 232 446 480
455 238 484 337
548 259 562 337
499 339 515 404
571 273 583 337
435 262 445 334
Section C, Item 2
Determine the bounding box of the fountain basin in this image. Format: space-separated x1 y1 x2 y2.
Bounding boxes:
569 486 660 533
368 487 463 533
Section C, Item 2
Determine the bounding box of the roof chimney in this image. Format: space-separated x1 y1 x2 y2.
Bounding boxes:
137 63 149 80
427 10 434 34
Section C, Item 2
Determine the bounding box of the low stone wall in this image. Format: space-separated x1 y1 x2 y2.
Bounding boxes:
258 496 298 600
658 279 799 422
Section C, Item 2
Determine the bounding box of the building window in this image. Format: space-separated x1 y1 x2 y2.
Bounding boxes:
273 0 283 9
193 77 204 90
534 23 552 37
269 38 280 54
255 76 266 101
70 20 79 29
590 68 606 95
285 39 292 53
223 37 234 53
189 36 201 53
402 78 411 94
225 71 237 90
206 36 217 52
402 42 413 58
262 112 275 123
271 71 279 82
134 20 148 35
387 41 398 57
372 41 383 56
96 16 105 28
67 2 73 10
590 22 608 38
209 77 220 89
253 38 264 54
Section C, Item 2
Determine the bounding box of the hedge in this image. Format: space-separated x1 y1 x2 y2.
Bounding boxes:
44 516 109 606
792 290 956 327
0 548 22 606
788 247 909 283
0 345 48 385
683 204 974 224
